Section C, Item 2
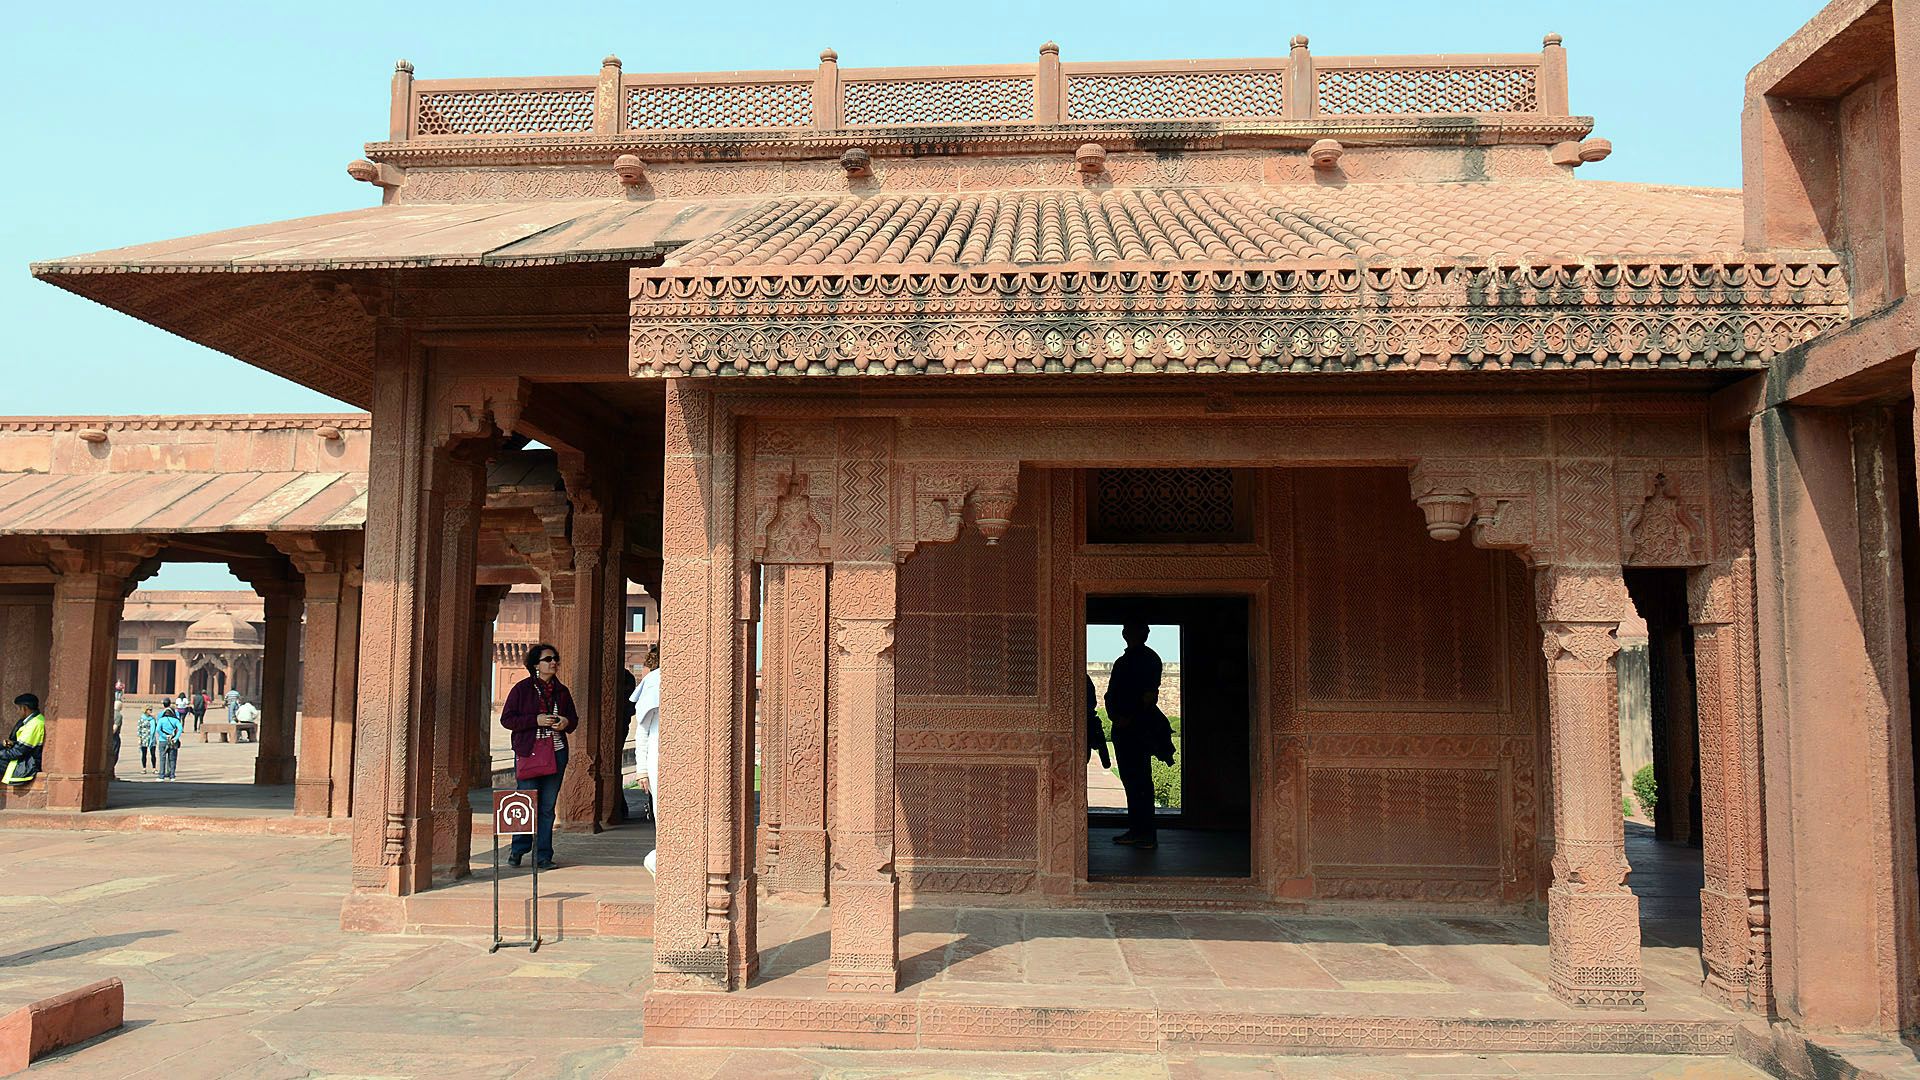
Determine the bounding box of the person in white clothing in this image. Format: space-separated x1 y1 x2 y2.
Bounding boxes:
630 646 661 875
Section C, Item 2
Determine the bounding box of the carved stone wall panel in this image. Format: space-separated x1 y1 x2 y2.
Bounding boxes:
896 759 1042 865
1296 469 1508 710
897 525 1040 699
1618 464 1707 567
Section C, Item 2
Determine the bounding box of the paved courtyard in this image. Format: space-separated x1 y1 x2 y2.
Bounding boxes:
0 827 1775 1077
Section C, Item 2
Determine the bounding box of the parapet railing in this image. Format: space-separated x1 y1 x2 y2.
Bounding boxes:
389 36 1570 140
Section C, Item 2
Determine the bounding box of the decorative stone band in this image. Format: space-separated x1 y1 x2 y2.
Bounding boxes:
629 260 1848 376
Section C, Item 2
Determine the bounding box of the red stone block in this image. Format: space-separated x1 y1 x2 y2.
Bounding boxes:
0 977 124 1075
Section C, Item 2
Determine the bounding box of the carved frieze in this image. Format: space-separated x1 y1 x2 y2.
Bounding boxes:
632 262 1849 377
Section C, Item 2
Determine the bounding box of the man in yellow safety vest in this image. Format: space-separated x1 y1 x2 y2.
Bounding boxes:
2 693 47 786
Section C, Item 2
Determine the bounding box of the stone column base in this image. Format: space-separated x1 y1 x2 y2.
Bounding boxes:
827 877 898 994
41 772 107 813
254 755 296 786
1548 885 1645 1008
769 827 828 903
293 777 332 818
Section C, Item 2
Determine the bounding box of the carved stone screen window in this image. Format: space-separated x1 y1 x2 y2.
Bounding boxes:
896 525 1040 698
1087 468 1255 544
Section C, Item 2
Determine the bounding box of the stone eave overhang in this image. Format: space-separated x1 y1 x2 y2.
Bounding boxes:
628 255 1849 377
365 114 1595 170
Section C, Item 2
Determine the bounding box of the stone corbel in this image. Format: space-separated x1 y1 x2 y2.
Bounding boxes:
1408 459 1545 557
41 535 165 581
266 532 339 577
894 461 1020 558
1535 564 1633 627
436 377 527 451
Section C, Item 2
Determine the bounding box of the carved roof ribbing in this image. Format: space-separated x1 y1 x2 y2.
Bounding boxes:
665 182 1746 270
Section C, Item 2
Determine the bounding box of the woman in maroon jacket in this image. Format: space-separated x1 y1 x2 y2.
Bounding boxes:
500 642 579 868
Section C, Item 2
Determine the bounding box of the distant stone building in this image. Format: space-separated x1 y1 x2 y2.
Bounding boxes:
117 591 266 707
1084 661 1180 717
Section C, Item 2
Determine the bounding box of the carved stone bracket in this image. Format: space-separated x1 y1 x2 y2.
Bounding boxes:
437 376 526 450
1408 458 1546 558
753 461 833 565
893 460 1021 558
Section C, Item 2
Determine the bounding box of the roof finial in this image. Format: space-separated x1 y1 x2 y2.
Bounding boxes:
602 55 622 69
1543 32 1563 47
820 47 838 63
395 59 414 74
1040 41 1059 56
1290 35 1308 51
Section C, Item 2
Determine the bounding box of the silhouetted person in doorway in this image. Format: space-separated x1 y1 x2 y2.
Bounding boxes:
1104 623 1169 849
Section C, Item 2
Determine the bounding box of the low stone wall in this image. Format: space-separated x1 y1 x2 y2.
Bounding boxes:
1085 662 1181 716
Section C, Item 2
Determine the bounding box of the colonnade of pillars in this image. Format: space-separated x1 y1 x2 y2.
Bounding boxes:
343 340 634 908
13 533 365 819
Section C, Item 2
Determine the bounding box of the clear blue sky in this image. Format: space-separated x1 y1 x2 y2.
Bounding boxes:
1 0 1826 590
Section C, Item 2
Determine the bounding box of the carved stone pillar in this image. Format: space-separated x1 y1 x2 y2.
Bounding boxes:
470 585 511 791
1689 555 1770 1011
652 381 752 990
427 454 487 881
826 417 899 994
757 565 786 875
768 564 830 902
252 583 303 787
41 538 155 811
348 328 437 902
1537 565 1644 1009
554 470 611 830
273 533 364 818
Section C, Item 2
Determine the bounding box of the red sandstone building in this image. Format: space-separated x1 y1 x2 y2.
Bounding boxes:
7 0 1919 1064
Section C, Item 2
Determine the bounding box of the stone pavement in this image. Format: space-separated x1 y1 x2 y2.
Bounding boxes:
0 827 1773 1078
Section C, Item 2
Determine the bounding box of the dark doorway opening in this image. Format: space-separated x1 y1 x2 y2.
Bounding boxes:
1085 594 1252 879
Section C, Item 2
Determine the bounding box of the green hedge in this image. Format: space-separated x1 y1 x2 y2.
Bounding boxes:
1631 763 1658 817
1096 708 1183 808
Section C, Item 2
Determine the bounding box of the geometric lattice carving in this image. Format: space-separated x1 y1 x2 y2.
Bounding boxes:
897 526 1039 698
1066 71 1286 121
1307 765 1502 869
843 78 1034 125
416 89 595 135
1317 66 1537 114
625 82 814 130
1089 468 1250 544
897 761 1039 862
1296 469 1504 707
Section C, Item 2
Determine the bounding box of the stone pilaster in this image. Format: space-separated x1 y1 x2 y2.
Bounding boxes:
768 563 830 902
554 465 611 831
1537 565 1645 1009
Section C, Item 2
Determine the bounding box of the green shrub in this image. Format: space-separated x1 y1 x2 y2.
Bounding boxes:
1152 752 1181 808
1631 763 1657 817
1622 795 1634 817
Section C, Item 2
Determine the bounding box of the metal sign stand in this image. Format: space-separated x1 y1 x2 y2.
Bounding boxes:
489 790 542 954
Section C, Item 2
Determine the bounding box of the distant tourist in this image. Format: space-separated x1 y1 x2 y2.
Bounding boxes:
173 692 189 723
154 704 184 781
1103 623 1173 851
631 646 661 873
109 695 124 779
500 643 577 870
136 706 157 773
611 663 637 825
190 691 208 730
225 687 240 716
1 694 47 787
234 700 260 726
